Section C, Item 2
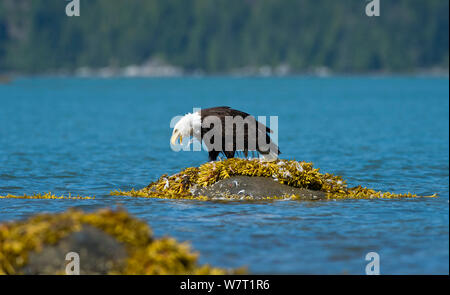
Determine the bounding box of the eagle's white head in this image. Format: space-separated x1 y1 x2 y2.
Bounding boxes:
170 112 202 145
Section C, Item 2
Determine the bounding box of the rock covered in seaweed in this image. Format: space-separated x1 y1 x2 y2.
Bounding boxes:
111 158 437 200
0 208 243 275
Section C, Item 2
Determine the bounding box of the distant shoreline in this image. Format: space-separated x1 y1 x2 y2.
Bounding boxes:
1 67 449 80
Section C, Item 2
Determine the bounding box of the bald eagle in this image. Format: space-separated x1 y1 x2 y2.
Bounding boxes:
170 106 280 161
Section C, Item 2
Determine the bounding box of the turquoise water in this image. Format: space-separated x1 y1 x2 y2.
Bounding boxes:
0 77 448 274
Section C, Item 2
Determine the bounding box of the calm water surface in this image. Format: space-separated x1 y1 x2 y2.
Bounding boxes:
0 77 448 274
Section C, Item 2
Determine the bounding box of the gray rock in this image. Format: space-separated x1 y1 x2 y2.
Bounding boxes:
191 176 326 200
22 226 127 275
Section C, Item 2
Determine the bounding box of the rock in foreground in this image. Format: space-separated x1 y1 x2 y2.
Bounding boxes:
0 208 243 275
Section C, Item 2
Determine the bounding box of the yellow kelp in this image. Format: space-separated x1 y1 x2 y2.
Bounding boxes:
111 158 437 200
0 208 242 275
0 192 95 200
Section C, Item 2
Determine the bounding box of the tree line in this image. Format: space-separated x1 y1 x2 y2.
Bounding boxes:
0 0 448 74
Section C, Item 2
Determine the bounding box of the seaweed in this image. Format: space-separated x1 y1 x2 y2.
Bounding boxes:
0 193 95 200
111 158 437 201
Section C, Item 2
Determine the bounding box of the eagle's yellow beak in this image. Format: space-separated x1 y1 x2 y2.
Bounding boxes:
170 131 182 145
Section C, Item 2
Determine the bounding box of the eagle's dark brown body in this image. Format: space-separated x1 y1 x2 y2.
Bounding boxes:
199 106 280 161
